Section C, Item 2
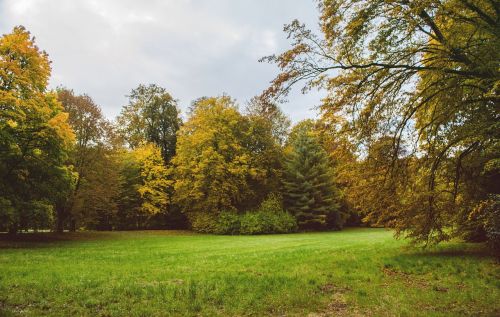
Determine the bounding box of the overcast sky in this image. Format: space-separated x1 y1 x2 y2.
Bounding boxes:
0 0 325 122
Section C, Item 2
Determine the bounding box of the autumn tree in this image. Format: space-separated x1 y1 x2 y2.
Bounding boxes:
241 98 290 208
0 26 75 233
117 84 181 163
245 96 291 146
262 0 499 244
347 137 411 227
56 88 118 231
116 143 171 229
172 96 266 224
74 148 122 230
283 121 343 230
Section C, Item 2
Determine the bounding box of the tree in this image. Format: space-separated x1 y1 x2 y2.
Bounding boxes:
245 96 291 146
117 84 181 163
348 137 409 226
116 143 171 229
0 26 75 233
262 0 499 244
282 122 343 230
71 147 122 231
243 98 290 209
57 88 116 231
172 96 265 220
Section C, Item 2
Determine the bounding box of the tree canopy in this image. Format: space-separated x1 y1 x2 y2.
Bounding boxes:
0 26 75 233
117 84 181 164
262 0 499 244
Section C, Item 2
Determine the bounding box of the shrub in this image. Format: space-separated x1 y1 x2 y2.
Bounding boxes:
190 213 219 233
240 212 265 234
270 211 297 233
240 194 297 235
188 195 297 235
216 211 240 235
239 210 297 235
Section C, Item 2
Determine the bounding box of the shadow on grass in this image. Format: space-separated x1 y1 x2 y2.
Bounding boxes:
0 230 196 249
398 242 497 260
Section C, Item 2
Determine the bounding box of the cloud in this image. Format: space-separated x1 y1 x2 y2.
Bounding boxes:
0 0 323 122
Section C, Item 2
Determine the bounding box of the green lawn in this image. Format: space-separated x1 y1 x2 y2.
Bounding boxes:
0 228 498 316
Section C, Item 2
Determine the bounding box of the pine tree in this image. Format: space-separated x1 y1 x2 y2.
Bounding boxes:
282 126 342 230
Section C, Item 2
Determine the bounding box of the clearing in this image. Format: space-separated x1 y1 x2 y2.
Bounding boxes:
0 228 498 316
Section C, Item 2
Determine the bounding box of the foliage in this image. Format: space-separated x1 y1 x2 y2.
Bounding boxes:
24 200 55 231
347 137 409 227
283 122 344 230
0 26 75 233
215 211 241 235
133 143 172 215
247 193 297 234
189 212 219 234
188 194 296 235
117 84 181 163
116 143 172 229
245 96 290 146
74 149 122 230
468 194 500 254
239 211 295 235
172 96 265 216
262 0 500 244
57 88 117 231
243 112 285 210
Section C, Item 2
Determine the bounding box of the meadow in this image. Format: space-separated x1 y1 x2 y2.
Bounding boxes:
0 228 498 316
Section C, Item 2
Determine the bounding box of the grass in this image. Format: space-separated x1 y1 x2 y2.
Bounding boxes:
0 228 498 316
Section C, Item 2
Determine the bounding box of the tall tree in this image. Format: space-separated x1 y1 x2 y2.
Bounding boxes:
283 122 343 230
57 88 116 231
0 26 75 233
172 96 266 219
117 84 181 163
243 98 289 209
262 0 499 243
245 96 291 146
116 143 172 229
74 147 122 230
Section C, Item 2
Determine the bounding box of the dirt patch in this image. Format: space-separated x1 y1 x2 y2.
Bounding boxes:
319 283 351 294
381 267 430 289
308 284 362 316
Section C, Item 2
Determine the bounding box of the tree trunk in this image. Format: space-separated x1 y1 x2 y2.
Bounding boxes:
70 218 76 232
56 208 65 233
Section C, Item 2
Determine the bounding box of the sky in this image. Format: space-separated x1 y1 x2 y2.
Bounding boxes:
0 0 325 122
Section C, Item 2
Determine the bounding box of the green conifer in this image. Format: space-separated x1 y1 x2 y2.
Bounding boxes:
282 127 343 230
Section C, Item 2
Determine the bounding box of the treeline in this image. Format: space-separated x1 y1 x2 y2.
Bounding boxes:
0 27 348 235
1 0 499 251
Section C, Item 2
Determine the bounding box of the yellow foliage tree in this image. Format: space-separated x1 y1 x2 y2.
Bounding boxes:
132 143 172 216
0 26 75 233
172 96 265 219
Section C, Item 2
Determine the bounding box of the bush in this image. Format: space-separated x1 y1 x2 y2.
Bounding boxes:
189 195 297 235
239 210 297 235
216 211 240 235
190 213 219 233
239 212 265 234
270 211 297 233
240 194 297 235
